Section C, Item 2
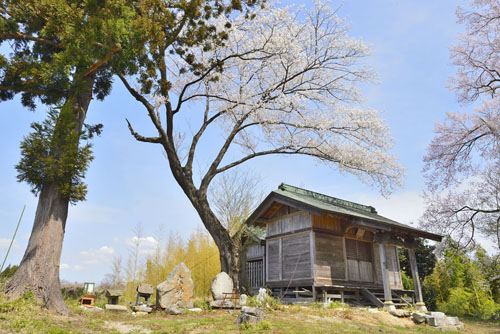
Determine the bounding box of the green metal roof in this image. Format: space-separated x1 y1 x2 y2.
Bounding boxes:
247 183 442 242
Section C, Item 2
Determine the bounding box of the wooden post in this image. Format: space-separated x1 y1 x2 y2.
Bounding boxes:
408 248 427 312
378 243 395 311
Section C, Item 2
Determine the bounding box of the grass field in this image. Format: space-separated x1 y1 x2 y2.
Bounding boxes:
1 292 499 334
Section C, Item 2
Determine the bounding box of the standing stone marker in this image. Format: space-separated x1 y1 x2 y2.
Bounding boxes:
157 262 194 311
240 294 248 306
256 288 268 304
209 272 236 308
211 272 233 301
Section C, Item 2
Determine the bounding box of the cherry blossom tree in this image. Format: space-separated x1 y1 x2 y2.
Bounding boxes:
119 1 404 287
422 0 500 251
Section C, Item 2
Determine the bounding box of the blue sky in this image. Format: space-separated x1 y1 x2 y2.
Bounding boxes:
0 0 478 284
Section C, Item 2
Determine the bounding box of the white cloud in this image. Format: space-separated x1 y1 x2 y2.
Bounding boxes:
355 191 425 227
73 265 85 272
79 245 115 265
112 237 120 243
98 245 115 255
0 238 18 249
125 236 159 255
60 263 69 270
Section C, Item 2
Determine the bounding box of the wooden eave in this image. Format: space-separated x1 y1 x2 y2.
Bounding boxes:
246 190 442 243
247 191 324 226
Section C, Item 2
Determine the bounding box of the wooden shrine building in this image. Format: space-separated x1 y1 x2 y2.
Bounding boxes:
244 183 442 311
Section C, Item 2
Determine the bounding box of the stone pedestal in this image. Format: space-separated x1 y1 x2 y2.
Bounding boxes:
235 306 264 326
209 299 234 309
132 305 153 313
411 311 464 330
105 304 128 312
415 302 427 312
383 301 396 312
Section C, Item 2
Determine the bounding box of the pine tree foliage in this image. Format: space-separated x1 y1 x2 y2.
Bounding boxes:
2 0 261 313
16 108 95 204
0 0 140 108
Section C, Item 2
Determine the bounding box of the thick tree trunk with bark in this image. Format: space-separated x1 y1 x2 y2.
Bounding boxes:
219 239 241 290
5 74 95 315
180 190 244 290
5 183 70 314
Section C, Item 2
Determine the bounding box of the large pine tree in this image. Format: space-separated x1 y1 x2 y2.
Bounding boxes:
1 0 260 314
0 0 138 314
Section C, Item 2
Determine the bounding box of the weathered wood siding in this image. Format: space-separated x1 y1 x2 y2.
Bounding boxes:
267 212 311 238
345 239 374 282
266 211 313 282
385 245 403 289
263 210 406 290
311 215 342 231
267 220 281 237
372 243 383 284
282 213 311 233
281 232 311 280
246 244 265 260
314 233 345 281
267 239 281 281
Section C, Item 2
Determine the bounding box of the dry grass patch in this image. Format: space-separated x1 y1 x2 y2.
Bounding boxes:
1 293 499 334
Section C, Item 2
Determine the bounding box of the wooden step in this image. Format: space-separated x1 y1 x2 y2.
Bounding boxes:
360 288 384 308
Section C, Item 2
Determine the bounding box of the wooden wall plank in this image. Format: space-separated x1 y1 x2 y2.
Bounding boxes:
267 220 281 237
311 215 342 231
281 233 311 280
247 244 265 259
313 233 346 281
385 245 403 289
281 212 311 234
359 261 374 282
345 239 374 283
348 259 360 281
267 239 280 281
310 231 315 278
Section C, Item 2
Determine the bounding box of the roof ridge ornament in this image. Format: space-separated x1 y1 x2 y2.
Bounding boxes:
278 183 377 214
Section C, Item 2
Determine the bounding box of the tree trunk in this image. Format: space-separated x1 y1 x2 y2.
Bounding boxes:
160 134 247 292
175 188 244 291
4 183 70 314
4 74 95 315
219 239 242 291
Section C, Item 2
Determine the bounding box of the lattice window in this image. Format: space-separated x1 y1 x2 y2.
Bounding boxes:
246 260 264 288
345 239 372 262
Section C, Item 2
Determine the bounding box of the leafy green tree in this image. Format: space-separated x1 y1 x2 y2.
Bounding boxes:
399 239 437 305
0 265 18 280
399 238 436 282
0 0 138 315
423 241 500 319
